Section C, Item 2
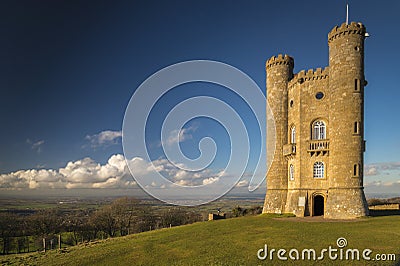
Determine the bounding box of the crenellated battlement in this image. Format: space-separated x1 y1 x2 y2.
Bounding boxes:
328 21 366 43
288 66 329 88
266 54 294 69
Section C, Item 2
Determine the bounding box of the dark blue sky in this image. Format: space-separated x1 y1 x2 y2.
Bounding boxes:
1 0 399 195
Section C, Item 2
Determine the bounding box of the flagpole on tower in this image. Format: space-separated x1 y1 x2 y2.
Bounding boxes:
346 2 349 25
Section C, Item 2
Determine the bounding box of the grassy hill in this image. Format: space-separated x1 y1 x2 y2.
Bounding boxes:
2 214 400 266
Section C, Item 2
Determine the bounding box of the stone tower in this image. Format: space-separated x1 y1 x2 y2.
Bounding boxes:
263 54 293 214
263 22 369 219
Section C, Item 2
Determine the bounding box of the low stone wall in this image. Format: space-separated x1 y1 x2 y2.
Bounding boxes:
369 204 400 210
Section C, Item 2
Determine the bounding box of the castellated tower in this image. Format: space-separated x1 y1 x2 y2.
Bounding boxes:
263 22 369 219
263 54 294 214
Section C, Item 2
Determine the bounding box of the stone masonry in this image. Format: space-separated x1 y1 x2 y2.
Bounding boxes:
263 22 369 219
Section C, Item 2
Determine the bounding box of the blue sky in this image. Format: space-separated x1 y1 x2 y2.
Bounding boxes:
0 0 399 197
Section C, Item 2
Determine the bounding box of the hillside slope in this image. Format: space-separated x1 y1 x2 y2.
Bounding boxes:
3 215 400 265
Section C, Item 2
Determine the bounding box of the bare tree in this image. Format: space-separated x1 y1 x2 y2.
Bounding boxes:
63 212 88 244
160 208 187 228
90 197 150 237
91 206 117 237
112 197 142 236
30 209 62 239
0 212 19 254
134 206 157 233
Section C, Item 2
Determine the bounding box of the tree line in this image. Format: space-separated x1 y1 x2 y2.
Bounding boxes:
0 197 202 255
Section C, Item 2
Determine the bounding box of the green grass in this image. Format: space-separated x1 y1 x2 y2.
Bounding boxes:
2 215 400 265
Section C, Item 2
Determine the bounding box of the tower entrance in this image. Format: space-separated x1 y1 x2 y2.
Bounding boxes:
313 195 324 216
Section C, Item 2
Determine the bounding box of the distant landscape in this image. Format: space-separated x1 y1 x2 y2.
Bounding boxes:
1 212 399 266
0 192 266 256
0 192 399 260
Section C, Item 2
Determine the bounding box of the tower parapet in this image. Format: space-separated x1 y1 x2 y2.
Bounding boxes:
288 67 329 88
328 22 366 43
266 54 294 69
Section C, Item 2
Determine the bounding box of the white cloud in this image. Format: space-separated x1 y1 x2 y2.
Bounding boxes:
163 126 196 146
0 169 65 189
365 179 400 194
364 166 378 176
126 157 223 187
364 161 400 176
202 177 219 185
85 130 122 148
153 158 222 186
173 179 191 186
0 154 136 190
235 180 249 187
27 139 45 153
1 154 223 190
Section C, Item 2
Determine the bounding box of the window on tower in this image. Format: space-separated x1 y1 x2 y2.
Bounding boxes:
313 162 325 178
312 120 326 140
355 79 361 91
353 163 360 177
315 92 324 99
354 121 360 134
290 126 296 144
289 164 294 181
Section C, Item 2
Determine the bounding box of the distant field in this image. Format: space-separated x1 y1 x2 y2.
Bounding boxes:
0 194 264 213
2 214 399 266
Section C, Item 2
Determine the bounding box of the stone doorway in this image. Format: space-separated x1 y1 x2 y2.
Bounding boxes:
313 195 324 216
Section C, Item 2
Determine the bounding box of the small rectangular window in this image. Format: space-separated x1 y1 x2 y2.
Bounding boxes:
354 121 360 134
353 164 360 176
355 79 360 91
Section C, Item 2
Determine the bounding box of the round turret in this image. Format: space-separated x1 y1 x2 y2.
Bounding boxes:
263 54 294 214
325 22 368 218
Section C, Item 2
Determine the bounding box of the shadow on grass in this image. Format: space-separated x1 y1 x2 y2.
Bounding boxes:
369 209 400 217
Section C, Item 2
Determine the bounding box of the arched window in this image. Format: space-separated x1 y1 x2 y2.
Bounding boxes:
312 120 326 140
289 164 294 181
290 126 296 144
313 162 325 178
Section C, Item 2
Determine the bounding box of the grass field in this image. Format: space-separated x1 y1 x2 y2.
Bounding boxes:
2 214 399 266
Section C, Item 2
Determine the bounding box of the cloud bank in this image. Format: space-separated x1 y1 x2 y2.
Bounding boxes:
0 155 224 190
0 154 135 189
2 158 398 194
364 162 400 176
